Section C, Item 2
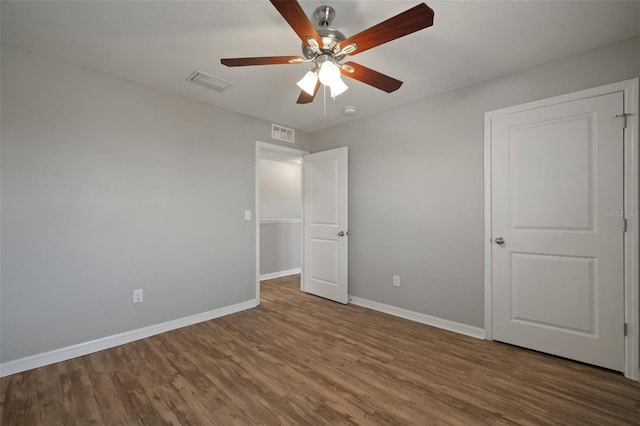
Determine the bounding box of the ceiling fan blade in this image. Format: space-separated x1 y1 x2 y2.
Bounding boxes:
341 3 434 55
296 80 321 104
221 56 304 67
270 0 322 48
341 62 403 93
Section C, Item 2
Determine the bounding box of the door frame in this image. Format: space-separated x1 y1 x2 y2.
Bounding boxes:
483 78 640 380
255 141 309 304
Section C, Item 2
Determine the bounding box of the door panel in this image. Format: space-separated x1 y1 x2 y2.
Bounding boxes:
491 91 624 371
310 159 339 225
310 239 338 284
511 116 592 229
303 147 348 304
510 253 595 333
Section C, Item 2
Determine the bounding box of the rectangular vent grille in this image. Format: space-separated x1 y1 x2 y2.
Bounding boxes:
186 70 232 92
271 124 295 143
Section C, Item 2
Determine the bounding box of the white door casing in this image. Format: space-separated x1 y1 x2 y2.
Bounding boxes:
485 79 639 380
303 147 348 304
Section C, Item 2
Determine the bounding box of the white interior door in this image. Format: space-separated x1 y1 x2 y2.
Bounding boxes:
303 147 348 304
490 91 625 371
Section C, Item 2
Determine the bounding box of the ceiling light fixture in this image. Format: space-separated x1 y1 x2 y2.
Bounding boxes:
297 70 319 96
318 60 339 85
329 75 348 98
301 57 348 99
221 2 435 106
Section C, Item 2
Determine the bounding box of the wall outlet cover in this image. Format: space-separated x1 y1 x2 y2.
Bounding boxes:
393 275 400 287
133 289 143 304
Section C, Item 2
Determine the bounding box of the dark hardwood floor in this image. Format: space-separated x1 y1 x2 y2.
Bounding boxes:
2 274 639 425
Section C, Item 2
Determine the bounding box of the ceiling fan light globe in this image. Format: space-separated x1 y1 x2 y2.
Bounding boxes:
297 71 318 96
318 61 340 86
330 77 349 98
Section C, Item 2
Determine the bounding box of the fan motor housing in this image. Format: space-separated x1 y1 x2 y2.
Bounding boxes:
302 28 346 58
313 5 335 28
302 6 346 59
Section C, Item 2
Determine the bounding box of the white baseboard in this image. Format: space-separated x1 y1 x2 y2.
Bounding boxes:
349 296 485 340
260 268 301 281
0 299 258 377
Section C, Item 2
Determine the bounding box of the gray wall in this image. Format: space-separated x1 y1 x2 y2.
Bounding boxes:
310 35 640 328
259 158 302 275
259 158 301 219
260 223 301 276
0 44 310 363
3 33 639 364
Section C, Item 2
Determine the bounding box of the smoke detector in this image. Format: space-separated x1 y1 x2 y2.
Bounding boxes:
343 106 358 116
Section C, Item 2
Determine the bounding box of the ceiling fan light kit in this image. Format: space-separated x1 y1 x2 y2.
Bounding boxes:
297 69 319 95
318 59 339 85
221 0 434 105
329 74 349 98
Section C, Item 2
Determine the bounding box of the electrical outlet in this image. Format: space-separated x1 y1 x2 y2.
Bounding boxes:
133 289 143 304
393 275 400 287
244 210 252 221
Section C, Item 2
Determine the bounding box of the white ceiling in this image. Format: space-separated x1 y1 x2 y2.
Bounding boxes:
3 1 640 133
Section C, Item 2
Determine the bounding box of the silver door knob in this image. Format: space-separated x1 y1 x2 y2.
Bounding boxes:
338 231 345 237
494 237 505 245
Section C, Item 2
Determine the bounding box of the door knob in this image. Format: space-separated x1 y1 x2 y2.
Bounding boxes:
494 236 505 245
338 231 345 237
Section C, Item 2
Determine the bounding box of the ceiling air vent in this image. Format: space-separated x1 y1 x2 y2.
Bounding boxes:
271 124 295 143
186 70 232 92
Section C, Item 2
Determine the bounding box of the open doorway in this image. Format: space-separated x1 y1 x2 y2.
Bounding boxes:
255 142 309 303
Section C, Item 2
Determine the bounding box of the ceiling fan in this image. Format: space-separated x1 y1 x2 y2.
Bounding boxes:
221 1 434 104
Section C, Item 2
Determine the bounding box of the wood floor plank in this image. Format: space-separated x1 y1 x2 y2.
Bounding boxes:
2 274 639 425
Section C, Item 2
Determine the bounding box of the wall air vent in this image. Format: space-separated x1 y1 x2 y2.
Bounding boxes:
186 70 232 92
271 124 295 143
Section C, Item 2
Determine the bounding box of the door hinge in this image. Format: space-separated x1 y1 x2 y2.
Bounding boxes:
623 218 628 232
615 113 631 129
624 322 628 336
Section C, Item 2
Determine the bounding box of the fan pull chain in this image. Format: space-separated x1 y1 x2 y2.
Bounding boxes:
323 84 326 117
